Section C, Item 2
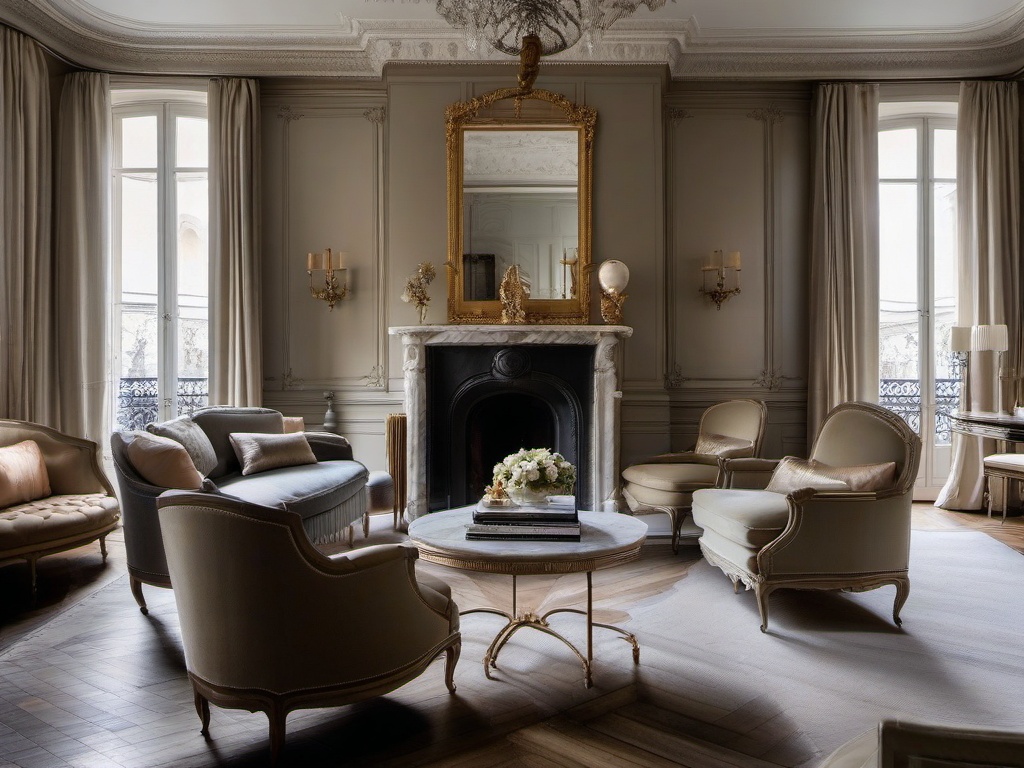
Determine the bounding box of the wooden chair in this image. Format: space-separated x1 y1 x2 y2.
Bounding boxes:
982 453 1024 522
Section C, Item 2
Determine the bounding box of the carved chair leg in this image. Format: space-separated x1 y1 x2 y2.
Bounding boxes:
268 706 287 766
445 639 461 694
99 535 108 562
754 583 771 633
193 687 210 736
892 577 910 627
985 473 993 518
129 575 149 615
670 510 680 554
730 575 740 594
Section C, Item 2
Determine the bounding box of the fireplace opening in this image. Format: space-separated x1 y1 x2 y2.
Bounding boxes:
466 392 556 502
427 344 592 511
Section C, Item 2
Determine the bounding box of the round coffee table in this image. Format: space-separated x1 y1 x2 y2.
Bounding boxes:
408 508 648 688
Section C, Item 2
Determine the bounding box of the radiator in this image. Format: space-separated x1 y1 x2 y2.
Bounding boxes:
386 413 407 523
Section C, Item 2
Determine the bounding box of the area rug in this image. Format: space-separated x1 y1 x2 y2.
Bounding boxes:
624 529 1024 765
0 529 1022 767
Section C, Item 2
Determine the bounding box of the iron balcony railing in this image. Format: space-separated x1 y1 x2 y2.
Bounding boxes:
116 377 208 430
879 377 961 443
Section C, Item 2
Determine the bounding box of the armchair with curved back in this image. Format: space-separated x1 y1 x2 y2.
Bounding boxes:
692 401 921 633
156 491 461 765
621 399 768 551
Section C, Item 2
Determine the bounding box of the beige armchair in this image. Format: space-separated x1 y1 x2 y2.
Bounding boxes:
692 401 921 632
621 399 768 551
818 719 1024 768
156 491 461 765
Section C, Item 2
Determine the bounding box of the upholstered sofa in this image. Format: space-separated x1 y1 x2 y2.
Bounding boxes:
1 419 120 598
111 406 368 613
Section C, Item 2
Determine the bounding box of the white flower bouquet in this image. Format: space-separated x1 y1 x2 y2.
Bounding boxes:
491 447 576 502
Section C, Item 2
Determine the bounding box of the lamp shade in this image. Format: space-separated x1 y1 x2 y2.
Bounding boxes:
971 324 1009 352
950 326 972 353
598 260 629 294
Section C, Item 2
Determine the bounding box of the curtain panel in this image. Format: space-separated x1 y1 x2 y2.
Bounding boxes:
937 81 1021 510
209 77 262 407
55 71 111 445
0 26 56 424
807 83 881 443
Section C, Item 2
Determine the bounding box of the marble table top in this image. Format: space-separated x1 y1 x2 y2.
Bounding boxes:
407 507 648 575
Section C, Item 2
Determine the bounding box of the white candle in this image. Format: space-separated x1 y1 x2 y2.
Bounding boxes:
325 248 333 272
726 251 742 270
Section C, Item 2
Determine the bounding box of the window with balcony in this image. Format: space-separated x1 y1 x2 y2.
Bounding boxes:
112 91 209 430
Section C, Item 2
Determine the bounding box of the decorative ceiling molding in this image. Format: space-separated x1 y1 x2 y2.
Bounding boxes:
4 0 1024 79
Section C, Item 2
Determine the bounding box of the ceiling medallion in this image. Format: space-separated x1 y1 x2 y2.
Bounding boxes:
429 0 673 56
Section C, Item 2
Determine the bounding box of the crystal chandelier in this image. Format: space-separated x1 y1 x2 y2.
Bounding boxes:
434 0 672 56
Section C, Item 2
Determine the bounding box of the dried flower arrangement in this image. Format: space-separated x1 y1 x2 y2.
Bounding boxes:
401 262 437 324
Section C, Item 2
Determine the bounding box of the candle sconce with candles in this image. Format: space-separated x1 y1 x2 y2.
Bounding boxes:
307 248 350 311
699 249 741 310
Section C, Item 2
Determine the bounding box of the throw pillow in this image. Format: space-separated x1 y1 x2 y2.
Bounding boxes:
228 432 317 476
125 432 204 490
766 456 898 495
282 416 305 434
0 440 51 508
694 432 755 458
147 416 218 476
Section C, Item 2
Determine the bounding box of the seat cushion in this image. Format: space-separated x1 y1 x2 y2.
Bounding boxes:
0 494 120 554
622 462 719 493
691 488 790 548
215 460 368 521
984 453 1024 473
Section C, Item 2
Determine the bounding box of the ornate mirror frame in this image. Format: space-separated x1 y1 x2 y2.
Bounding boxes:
445 86 596 324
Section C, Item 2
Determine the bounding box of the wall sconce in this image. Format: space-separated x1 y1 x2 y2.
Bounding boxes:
699 249 741 310
307 248 349 311
598 259 629 325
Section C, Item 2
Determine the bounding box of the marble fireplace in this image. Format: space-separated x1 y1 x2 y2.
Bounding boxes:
390 325 632 520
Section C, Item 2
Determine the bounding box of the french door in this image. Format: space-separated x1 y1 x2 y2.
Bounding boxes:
878 113 958 499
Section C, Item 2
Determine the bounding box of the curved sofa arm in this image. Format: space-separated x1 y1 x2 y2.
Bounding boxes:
758 492 912 578
305 432 354 462
641 450 721 467
722 457 779 490
0 419 112 496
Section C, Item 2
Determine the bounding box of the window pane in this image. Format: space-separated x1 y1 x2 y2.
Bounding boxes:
121 115 157 168
176 116 208 168
116 308 159 430
933 128 956 180
933 180 959 446
879 182 919 383
176 172 209 415
120 173 158 299
879 128 918 180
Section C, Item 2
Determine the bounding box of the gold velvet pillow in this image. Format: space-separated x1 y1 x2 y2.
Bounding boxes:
0 440 52 508
125 432 204 490
228 432 317 476
694 432 755 458
766 457 898 495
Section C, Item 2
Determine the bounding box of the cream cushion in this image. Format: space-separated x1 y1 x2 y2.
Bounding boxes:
622 462 719 494
766 456 897 495
147 416 218 476
125 432 204 490
0 494 120 554
0 440 51 508
229 432 317 476
983 453 1024 472
694 432 755 457
691 488 790 548
282 416 305 434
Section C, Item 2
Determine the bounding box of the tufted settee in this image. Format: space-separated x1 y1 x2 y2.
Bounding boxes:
111 406 368 614
0 420 120 598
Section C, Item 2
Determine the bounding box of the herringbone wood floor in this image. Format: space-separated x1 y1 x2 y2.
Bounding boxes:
1 505 1021 767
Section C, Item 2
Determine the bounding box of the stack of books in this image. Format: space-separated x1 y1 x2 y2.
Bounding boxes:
466 496 581 541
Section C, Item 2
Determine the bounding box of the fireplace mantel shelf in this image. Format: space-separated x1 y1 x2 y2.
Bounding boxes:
390 325 633 521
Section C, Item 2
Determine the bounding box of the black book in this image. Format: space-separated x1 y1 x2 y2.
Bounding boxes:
465 523 581 542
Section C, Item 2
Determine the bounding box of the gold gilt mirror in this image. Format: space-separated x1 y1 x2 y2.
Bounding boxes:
445 54 596 324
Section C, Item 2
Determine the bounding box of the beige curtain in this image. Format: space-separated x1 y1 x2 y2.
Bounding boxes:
208 77 262 406
55 72 111 445
937 81 1021 510
807 83 880 443
0 26 56 424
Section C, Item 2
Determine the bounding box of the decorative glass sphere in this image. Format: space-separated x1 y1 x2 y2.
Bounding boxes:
598 260 630 294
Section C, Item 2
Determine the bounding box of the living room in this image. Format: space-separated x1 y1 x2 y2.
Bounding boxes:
2 1 1024 766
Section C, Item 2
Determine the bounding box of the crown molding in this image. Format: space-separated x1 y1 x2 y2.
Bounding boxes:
3 0 1024 79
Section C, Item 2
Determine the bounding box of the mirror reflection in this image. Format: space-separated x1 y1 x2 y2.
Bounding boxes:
461 129 579 302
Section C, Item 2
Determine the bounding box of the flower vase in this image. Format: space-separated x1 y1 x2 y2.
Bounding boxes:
509 487 551 506
417 302 429 324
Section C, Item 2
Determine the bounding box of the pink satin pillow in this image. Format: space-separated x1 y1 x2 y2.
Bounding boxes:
0 440 52 507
